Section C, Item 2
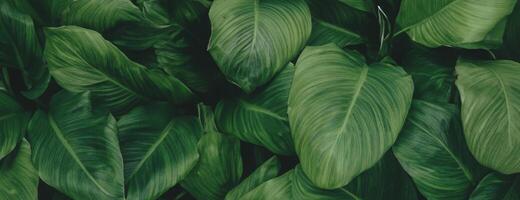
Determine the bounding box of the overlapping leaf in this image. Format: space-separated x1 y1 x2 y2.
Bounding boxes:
118 103 202 200
0 91 30 159
215 63 295 155
208 0 311 92
44 26 193 113
0 139 38 200
455 59 520 174
225 156 281 200
470 173 520 200
27 91 124 199
288 44 413 189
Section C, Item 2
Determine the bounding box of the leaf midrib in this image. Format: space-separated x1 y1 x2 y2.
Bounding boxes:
339 187 362 200
47 113 113 196
313 18 362 41
239 99 287 121
126 119 177 181
485 67 513 147
408 118 474 183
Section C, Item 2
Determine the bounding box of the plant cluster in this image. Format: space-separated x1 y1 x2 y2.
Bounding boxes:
0 0 519 199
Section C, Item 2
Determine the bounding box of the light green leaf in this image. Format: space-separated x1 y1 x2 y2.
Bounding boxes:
0 139 38 200
208 0 311 92
470 173 520 200
396 0 516 48
288 44 413 189
393 100 482 199
338 0 373 12
0 91 30 160
181 105 243 200
306 0 370 48
62 0 142 32
27 91 125 199
455 59 520 174
44 26 193 113
225 156 281 200
215 63 295 155
118 103 202 200
0 1 50 99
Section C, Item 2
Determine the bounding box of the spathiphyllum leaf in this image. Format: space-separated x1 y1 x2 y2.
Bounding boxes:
470 173 520 200
118 103 202 200
208 0 312 92
44 26 193 113
393 100 482 199
27 91 124 199
288 44 413 189
215 63 295 155
338 0 373 12
62 0 142 32
225 156 281 200
181 105 243 200
0 1 50 99
306 0 371 48
455 59 520 174
0 91 30 160
0 139 38 200
396 0 516 48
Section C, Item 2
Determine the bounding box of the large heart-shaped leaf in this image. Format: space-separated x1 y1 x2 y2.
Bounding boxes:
470 173 520 200
118 103 202 200
62 0 142 32
288 44 413 189
0 139 38 200
27 91 124 199
393 100 482 199
208 0 311 92
0 2 49 99
455 59 520 174
396 0 516 48
0 91 30 159
225 156 281 200
215 63 294 155
44 26 193 113
181 105 243 200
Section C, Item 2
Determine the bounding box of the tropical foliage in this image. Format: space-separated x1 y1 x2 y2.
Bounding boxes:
0 0 519 199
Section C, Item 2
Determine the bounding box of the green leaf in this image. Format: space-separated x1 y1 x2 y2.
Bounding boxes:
27 91 125 199
181 105 243 200
118 103 202 200
0 91 30 160
62 0 142 32
397 40 456 103
0 139 39 200
208 0 311 92
215 63 295 155
455 59 520 174
306 0 371 48
288 44 413 189
338 0 373 12
225 156 281 200
0 1 50 99
470 173 520 200
393 100 481 199
239 169 294 200
44 26 193 113
396 0 516 48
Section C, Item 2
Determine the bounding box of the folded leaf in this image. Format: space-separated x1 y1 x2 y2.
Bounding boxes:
225 156 281 200
0 139 38 200
62 0 142 32
27 91 124 199
393 100 481 199
455 59 520 174
215 63 295 155
0 2 50 99
396 0 516 48
118 103 202 200
208 0 311 92
44 26 193 113
181 105 243 200
288 44 413 189
470 173 520 200
0 91 30 159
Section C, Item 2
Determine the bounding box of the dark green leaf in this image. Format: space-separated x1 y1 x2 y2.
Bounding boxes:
0 139 38 200
225 156 281 200
0 91 30 159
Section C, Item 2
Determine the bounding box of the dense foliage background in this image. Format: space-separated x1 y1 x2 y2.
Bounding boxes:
0 0 519 199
